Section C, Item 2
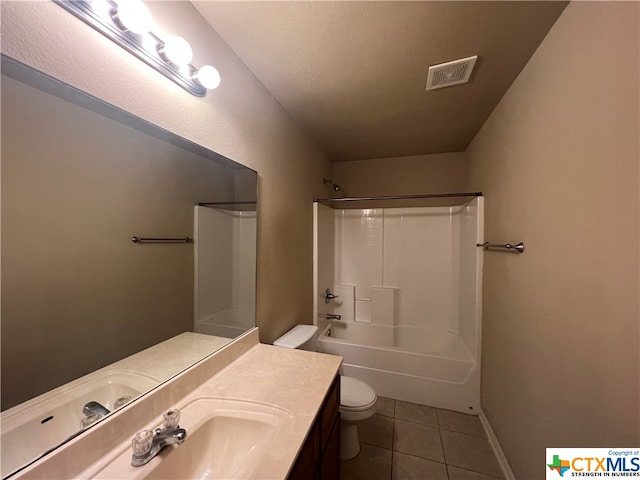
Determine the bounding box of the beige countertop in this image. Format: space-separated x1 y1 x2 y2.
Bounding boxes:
14 329 342 480
89 344 341 479
0 332 232 478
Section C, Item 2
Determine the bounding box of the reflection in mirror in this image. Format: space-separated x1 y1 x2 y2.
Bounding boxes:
194 203 257 338
0 55 257 478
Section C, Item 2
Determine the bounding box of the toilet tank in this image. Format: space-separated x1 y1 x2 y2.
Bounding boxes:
273 325 318 350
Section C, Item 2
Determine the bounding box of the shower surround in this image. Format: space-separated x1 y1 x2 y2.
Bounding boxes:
314 197 483 413
194 206 256 338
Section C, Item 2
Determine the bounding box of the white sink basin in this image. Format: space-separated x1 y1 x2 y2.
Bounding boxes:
1 370 159 477
93 398 294 480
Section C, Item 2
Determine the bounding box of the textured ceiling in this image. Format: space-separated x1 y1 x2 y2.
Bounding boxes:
194 1 568 162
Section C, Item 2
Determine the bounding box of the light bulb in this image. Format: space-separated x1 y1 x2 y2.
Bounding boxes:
112 0 152 35
194 65 221 89
141 34 158 52
159 36 193 66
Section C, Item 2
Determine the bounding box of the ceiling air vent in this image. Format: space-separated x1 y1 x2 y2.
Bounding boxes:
426 55 478 91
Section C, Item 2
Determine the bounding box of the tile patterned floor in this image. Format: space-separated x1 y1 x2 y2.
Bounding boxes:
340 398 504 480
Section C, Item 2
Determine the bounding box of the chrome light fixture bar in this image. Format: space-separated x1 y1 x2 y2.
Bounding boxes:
54 0 221 96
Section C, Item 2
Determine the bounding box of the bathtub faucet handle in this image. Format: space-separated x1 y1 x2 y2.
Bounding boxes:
324 288 339 304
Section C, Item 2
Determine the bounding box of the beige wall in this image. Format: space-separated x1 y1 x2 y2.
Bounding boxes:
332 152 468 197
1 2 331 346
466 2 639 477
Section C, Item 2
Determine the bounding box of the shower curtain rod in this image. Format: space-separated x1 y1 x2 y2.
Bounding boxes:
313 192 482 203
198 201 257 206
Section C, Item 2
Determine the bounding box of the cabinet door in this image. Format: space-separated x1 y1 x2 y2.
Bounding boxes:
320 416 340 480
288 374 340 480
289 421 320 480
320 376 340 450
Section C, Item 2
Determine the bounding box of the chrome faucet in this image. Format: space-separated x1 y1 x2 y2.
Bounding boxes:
83 401 110 417
80 401 110 429
323 313 342 321
131 409 187 467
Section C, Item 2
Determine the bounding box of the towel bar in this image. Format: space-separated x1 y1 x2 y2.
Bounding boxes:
131 236 193 244
476 242 524 254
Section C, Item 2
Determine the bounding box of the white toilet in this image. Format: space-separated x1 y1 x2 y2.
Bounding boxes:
273 324 377 460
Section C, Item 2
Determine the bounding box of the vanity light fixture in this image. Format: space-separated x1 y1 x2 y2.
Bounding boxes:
54 0 220 96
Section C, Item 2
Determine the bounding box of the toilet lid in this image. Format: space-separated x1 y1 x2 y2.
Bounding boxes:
340 376 376 409
273 325 318 348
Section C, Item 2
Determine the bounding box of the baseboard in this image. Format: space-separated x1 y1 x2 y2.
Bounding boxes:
479 410 515 480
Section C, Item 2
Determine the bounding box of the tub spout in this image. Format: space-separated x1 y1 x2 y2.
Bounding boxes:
323 313 342 321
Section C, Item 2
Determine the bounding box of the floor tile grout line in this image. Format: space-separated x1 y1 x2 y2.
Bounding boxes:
435 409 451 480
393 415 487 439
446 463 506 479
394 416 440 428
392 423 450 466
390 399 395 480
360 439 391 449
384 398 481 418
439 426 488 440
377 439 504 480
391 450 448 466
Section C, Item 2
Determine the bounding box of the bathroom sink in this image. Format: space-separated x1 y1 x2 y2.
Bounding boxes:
93 398 294 480
1 370 159 477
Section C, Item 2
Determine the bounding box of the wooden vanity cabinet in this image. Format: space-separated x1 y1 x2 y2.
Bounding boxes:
288 375 340 480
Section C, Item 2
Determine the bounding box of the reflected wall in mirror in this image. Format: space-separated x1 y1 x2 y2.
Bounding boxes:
0 56 257 477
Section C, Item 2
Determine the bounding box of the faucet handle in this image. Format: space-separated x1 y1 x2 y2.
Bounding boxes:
79 413 101 430
163 409 181 429
132 430 153 456
324 288 339 304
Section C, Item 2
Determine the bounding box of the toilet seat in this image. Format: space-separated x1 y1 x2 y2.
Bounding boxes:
340 376 376 411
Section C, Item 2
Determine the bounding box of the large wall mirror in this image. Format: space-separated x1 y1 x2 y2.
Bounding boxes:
0 55 257 478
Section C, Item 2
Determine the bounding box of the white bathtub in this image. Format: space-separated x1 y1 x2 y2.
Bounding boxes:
321 320 473 360
316 324 480 414
196 307 254 338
